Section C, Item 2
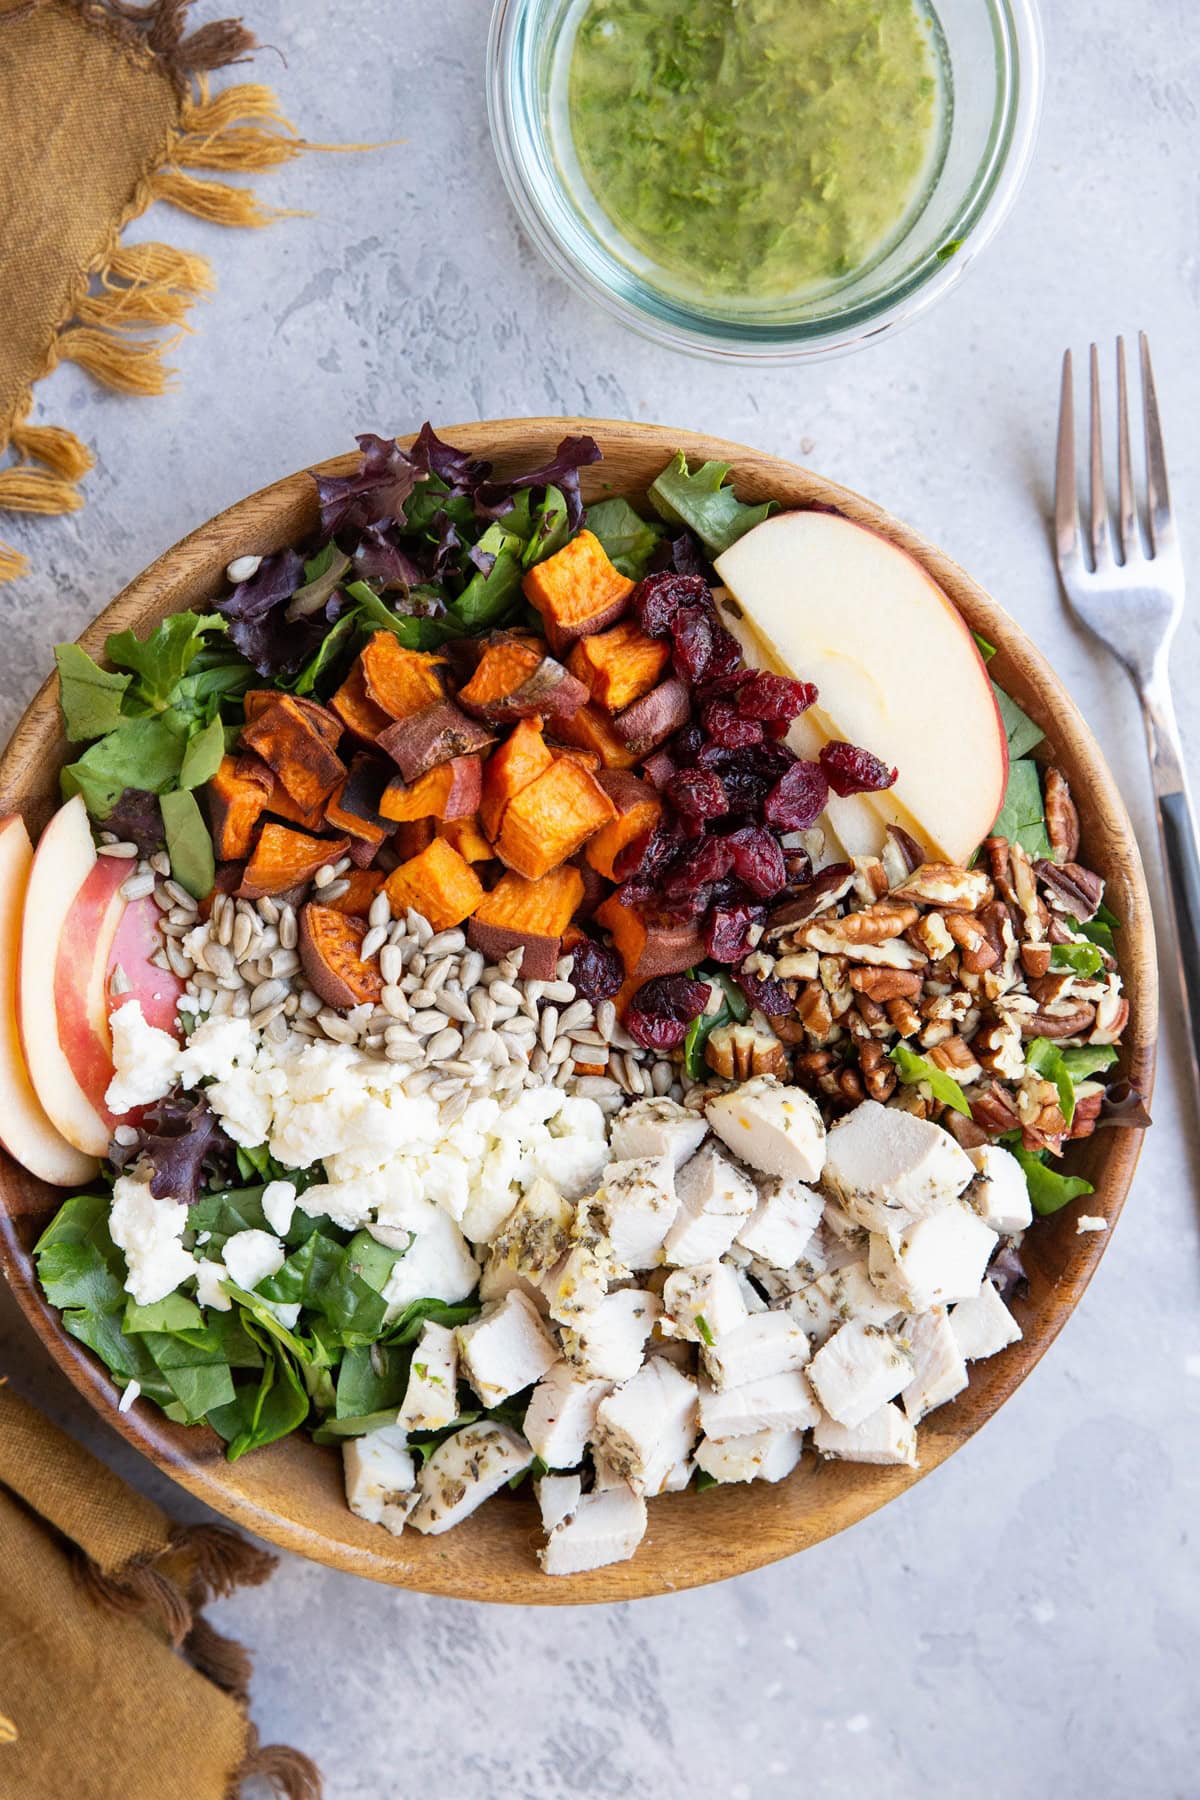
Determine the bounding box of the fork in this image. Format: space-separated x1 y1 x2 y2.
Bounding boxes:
1055 332 1200 1099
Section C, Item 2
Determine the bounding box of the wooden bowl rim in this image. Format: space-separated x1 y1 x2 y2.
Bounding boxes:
0 418 1157 1605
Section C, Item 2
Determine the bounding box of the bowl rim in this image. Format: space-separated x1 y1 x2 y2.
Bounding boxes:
0 418 1157 1605
485 0 1046 364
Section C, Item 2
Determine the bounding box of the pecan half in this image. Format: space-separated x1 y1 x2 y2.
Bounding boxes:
893 862 993 911
797 899 918 947
795 980 835 1042
857 1039 897 1102
1020 942 1052 979
849 966 923 1002
705 1021 789 1081
1044 767 1081 864
944 911 999 973
969 1081 1022 1135
927 1034 983 1083
1036 859 1104 921
1016 1000 1096 1039
1068 1089 1104 1139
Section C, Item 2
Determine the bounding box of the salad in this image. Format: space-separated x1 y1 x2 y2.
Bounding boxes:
5 428 1148 1577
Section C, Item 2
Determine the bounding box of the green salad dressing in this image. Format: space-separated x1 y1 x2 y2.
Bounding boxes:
567 0 941 300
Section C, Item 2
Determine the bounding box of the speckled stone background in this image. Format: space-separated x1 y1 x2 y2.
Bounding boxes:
2 2 1199 1795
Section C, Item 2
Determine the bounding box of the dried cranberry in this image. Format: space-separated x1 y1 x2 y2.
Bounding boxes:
633 572 711 639
701 699 764 750
666 766 729 821
819 739 898 797
625 974 711 1051
662 835 735 898
697 669 752 705
612 822 682 885
704 903 765 964
569 939 623 1003
669 604 716 684
670 722 705 764
737 966 794 1018
735 671 818 722
705 624 744 680
763 760 829 831
726 825 788 898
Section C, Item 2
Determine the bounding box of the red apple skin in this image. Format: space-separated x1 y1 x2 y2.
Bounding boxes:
0 816 99 1186
52 855 128 1130
107 895 184 1038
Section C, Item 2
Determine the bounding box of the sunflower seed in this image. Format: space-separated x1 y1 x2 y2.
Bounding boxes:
440 1089 470 1124
429 1077 463 1103
98 842 138 860
149 850 172 876
162 879 195 911
278 905 298 951
266 1012 290 1045
610 1024 639 1052
404 1068 438 1094
210 987 234 1017
433 989 472 1025
231 911 255 961
332 855 352 876
488 980 522 1008
252 998 286 1029
441 1059 477 1079
424 958 452 994
314 864 336 889
215 896 236 946
424 929 466 959
109 964 132 997
257 896 281 925
542 979 576 1004
530 1046 550 1075
369 891 392 930
290 1015 320 1037
652 1062 675 1095
322 878 351 902
458 950 484 992
231 990 251 1018
568 1027 608 1049
298 987 323 1017
410 1009 449 1036
425 1026 463 1062
406 908 433 946
539 1007 559 1053
361 924 388 962
574 1075 622 1101
204 941 236 978
267 948 300 980
469 990 495 1028
379 944 403 987
318 1009 357 1042
556 957 574 980
384 1041 422 1064
119 872 156 901
283 994 299 1017
551 1038 577 1066
226 553 262 583
558 999 592 1034
462 1030 495 1064
381 985 408 1019
248 976 286 1012
165 940 194 979
595 1000 617 1041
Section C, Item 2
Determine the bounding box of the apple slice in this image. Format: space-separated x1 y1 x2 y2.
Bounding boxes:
0 817 99 1185
108 894 184 1037
715 512 1009 867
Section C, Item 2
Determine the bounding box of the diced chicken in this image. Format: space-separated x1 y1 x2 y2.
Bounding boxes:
813 1402 918 1468
608 1097 709 1169
486 1176 574 1286
408 1423 533 1535
786 1257 900 1346
868 1203 998 1312
822 1201 869 1247
701 1312 810 1392
455 1288 560 1406
536 1472 583 1534
524 1364 613 1466
730 1262 773 1310
950 1279 1023 1360
396 1320 459 1434
343 1426 417 1535
653 1459 694 1495
544 1240 610 1325
897 1308 968 1423
477 1261 550 1311
661 1261 748 1345
592 1359 699 1496
539 1482 649 1576
807 1320 915 1428
705 1077 826 1184
588 1155 679 1271
699 1368 820 1439
822 1100 975 1233
559 1288 661 1383
735 1175 823 1270
965 1143 1034 1235
695 1427 804 1485
663 1144 756 1266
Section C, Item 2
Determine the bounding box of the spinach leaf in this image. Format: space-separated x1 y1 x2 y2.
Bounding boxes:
648 453 776 557
123 1292 204 1335
1010 1146 1094 1216
34 1194 126 1313
61 715 184 816
179 714 226 790
106 612 227 713
55 644 130 741
972 631 998 662
288 612 356 697
311 1408 403 1444
334 1342 411 1419
889 1042 972 1116
207 1329 309 1461
522 486 571 568
344 580 462 651
1068 909 1117 954
585 497 664 578
1051 942 1104 977
1026 1036 1075 1127
160 786 215 899
452 525 527 629
993 684 1045 759
382 1296 480 1344
990 758 1051 858
1060 1044 1120 1081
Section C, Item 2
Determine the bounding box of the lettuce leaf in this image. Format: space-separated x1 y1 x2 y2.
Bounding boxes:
992 684 1044 759
990 758 1052 858
1060 1044 1120 1081
889 1042 972 1117
1050 941 1104 976
1025 1036 1075 1127
55 644 130 742
61 715 185 817
160 787 215 901
1010 1146 1094 1216
648 453 776 556
584 496 664 578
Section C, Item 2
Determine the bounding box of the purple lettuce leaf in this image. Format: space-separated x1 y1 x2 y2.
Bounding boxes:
111 1094 236 1205
215 549 341 677
313 433 420 539
410 422 492 494
473 434 602 533
105 788 165 853
351 524 427 590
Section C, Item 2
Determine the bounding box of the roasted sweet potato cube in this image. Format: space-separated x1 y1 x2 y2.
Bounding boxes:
244 689 342 749
391 818 437 861
594 893 704 981
554 746 602 773
458 636 589 724
613 677 691 758
206 754 273 861
456 637 542 711
377 702 496 783
330 660 392 743
480 716 553 842
320 867 385 916
495 757 617 880
522 530 635 654
360 632 446 720
568 621 670 713
551 702 639 771
585 773 663 882
379 756 482 824
438 815 494 863
325 755 393 844
467 866 585 980
298 904 384 1008
242 696 347 811
383 836 484 932
239 824 350 900
263 776 329 834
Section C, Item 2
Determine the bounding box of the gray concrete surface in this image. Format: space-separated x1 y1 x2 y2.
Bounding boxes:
2 2 1199 1795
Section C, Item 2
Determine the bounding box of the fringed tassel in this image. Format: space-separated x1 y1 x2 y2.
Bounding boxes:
184 1613 254 1704
0 541 30 581
74 1548 195 1647
144 165 302 227
170 1520 278 1602
57 325 183 394
0 466 86 515
231 1729 324 1800
175 79 304 170
8 421 95 482
103 238 215 295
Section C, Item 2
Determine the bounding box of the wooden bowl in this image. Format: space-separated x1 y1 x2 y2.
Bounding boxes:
0 420 1157 1605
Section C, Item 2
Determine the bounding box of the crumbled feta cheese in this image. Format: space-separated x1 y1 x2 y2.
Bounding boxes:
588 1155 679 1271
592 1359 699 1496
194 1259 231 1312
736 1175 823 1269
108 1171 195 1306
699 1369 820 1439
1076 1214 1108 1234
105 1000 181 1114
176 1015 258 1087
539 1482 648 1576
559 1288 661 1382
343 1426 417 1534
396 1321 459 1433
695 1427 804 1485
408 1424 532 1535
536 1473 583 1534
456 1288 560 1406
661 1261 748 1345
813 1402 918 1467
897 1308 967 1422
261 1179 297 1237
867 1203 997 1312
608 1097 708 1168
786 1257 899 1346
950 1280 1022 1360
524 1366 613 1467
808 1320 914 1428
222 1229 285 1292
701 1312 810 1392
381 1209 480 1314
664 1144 756 1266
822 1100 975 1232
965 1143 1034 1235
705 1078 826 1183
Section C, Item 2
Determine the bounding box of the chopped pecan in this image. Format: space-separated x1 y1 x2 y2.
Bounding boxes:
849 966 923 1002
1043 767 1081 864
885 995 921 1037
883 824 925 886
797 899 918 947
851 991 890 1030
767 864 855 933
981 836 1012 886
773 950 820 981
1091 982 1129 1044
944 912 999 973
857 1039 897 1102
912 911 956 961
769 1012 809 1045
893 862 993 911
793 1049 836 1087
1028 972 1077 1005
1036 859 1104 921
969 1081 1022 1135
972 1018 1026 1080
1016 1000 1097 1040
705 1021 789 1081
795 980 835 1042
1009 842 1045 937
927 1034 983 1084
1068 1089 1104 1139
835 1065 866 1104
943 1109 991 1150
1020 942 1052 979
802 927 928 970
851 857 889 903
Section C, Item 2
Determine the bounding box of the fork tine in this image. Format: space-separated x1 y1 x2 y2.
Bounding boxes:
1116 337 1136 561
1089 343 1110 568
1140 331 1174 553
1055 349 1081 570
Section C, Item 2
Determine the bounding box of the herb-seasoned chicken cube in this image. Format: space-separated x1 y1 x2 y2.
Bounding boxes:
592 1359 699 1496
867 1203 997 1313
694 1427 804 1485
559 1288 661 1383
608 1097 708 1169
664 1144 756 1266
539 1482 649 1576
700 1312 810 1392
524 1364 613 1467
822 1100 975 1233
396 1320 459 1434
588 1154 679 1271
536 1473 583 1534
661 1261 748 1345
964 1143 1034 1235
808 1319 915 1428
950 1279 1022 1360
785 1257 900 1346
735 1174 823 1270
456 1288 560 1407
897 1307 968 1422
408 1423 533 1535
699 1369 820 1439
705 1077 826 1184
343 1426 418 1536
813 1402 918 1468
